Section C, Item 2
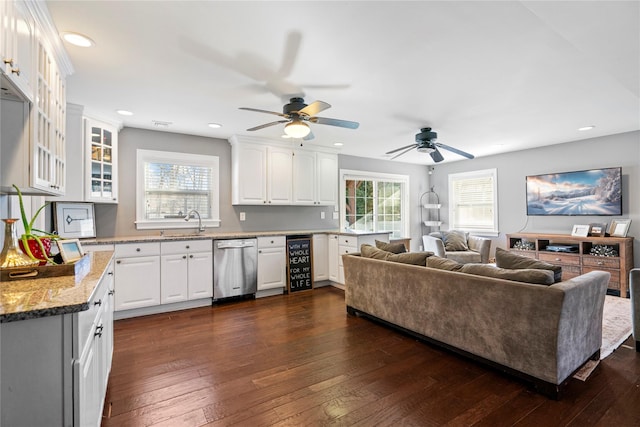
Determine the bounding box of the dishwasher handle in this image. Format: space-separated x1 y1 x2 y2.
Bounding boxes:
216 240 256 249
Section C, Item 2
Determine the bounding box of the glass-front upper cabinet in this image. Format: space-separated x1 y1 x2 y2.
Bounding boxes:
85 117 118 203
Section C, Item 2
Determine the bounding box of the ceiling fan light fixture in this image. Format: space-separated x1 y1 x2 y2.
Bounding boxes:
284 120 310 138
417 146 435 154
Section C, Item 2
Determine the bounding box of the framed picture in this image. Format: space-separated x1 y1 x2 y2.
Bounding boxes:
571 224 590 237
608 219 632 237
57 239 85 263
589 223 606 237
53 202 96 238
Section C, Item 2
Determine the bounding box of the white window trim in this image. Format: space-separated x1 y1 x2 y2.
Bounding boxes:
339 169 410 237
135 149 221 230
448 168 499 237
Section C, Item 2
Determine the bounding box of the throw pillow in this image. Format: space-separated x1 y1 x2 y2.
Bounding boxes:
387 251 433 266
459 263 555 285
427 256 464 271
375 239 407 254
360 244 391 260
441 230 469 251
495 247 563 283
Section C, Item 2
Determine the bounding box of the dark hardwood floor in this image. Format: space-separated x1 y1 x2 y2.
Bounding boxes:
102 286 640 426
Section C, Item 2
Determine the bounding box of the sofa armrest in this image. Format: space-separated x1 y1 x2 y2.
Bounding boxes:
468 236 492 263
422 235 445 257
631 268 640 351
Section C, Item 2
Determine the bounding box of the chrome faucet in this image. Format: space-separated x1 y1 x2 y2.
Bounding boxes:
184 209 205 232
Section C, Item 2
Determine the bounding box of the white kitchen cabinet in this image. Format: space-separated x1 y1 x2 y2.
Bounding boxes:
0 255 114 427
114 242 161 311
1 0 35 101
328 234 339 283
1 0 71 195
292 149 338 206
230 139 293 205
160 239 213 304
329 233 391 285
85 117 118 203
313 234 329 281
257 236 286 291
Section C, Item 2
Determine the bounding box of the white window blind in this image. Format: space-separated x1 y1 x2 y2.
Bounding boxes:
448 169 498 234
136 150 220 230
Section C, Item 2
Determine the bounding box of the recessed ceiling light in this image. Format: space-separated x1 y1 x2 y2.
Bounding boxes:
61 32 95 47
208 123 222 129
333 142 343 147
116 110 133 116
578 125 595 131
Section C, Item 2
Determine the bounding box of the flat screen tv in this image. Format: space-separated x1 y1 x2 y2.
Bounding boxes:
526 167 622 216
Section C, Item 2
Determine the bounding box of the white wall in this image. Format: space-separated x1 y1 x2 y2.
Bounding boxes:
428 131 640 266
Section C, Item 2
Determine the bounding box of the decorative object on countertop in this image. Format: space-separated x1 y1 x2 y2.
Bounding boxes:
57 239 85 263
590 245 618 257
0 253 91 282
13 184 58 265
0 219 40 269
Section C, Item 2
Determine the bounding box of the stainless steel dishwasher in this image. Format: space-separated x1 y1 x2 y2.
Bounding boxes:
213 239 258 300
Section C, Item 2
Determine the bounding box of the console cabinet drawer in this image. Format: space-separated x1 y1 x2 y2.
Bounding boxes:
582 256 620 269
538 252 580 265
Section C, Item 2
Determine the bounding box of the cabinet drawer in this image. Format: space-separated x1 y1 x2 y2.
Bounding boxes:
582 267 620 286
538 252 580 265
161 239 212 254
560 265 582 280
258 236 285 249
509 250 537 259
582 256 620 269
115 242 160 258
338 236 358 247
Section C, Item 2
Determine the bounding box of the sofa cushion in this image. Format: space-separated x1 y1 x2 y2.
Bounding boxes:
361 244 431 266
375 239 406 254
459 263 555 285
495 247 562 283
441 230 469 251
427 256 464 271
360 244 391 260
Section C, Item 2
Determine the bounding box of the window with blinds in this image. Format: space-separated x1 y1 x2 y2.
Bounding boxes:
136 149 220 230
448 168 498 234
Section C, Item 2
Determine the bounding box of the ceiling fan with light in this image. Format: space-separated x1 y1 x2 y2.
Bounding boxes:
386 127 475 162
239 97 359 140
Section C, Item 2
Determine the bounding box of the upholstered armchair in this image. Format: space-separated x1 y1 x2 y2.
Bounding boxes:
422 230 491 264
631 268 640 351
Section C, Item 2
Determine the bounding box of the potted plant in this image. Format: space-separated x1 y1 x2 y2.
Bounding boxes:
12 184 58 265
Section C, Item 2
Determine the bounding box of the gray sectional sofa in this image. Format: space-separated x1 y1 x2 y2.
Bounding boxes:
343 252 610 399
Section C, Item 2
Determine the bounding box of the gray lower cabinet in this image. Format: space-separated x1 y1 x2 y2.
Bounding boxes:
0 259 115 427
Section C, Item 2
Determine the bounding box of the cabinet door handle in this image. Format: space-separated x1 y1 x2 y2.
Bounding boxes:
95 325 104 337
182 255 187 259
186 245 190 249
597 261 604 265
189 255 194 258
3 58 14 66
11 67 20 76
94 299 102 307
136 248 141 252
555 258 561 261
116 260 121 264
108 290 115 296
108 271 114 275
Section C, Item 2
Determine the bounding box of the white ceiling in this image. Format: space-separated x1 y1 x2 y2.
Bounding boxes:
46 1 640 165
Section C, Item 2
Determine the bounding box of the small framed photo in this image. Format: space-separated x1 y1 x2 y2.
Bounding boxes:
608 219 631 237
57 239 85 263
589 223 606 237
571 224 591 237
53 202 96 239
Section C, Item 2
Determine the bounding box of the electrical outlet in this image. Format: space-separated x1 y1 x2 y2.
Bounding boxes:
333 212 339 220
240 212 246 221
320 211 325 219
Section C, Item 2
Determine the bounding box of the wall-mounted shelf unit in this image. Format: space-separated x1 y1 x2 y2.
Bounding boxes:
420 189 442 235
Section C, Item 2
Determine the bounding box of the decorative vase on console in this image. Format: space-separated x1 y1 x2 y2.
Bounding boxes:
0 219 40 268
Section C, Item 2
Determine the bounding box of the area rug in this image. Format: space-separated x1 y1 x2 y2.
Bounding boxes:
573 295 632 381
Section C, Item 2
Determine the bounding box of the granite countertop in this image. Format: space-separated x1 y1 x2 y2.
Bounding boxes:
82 229 392 245
0 251 114 323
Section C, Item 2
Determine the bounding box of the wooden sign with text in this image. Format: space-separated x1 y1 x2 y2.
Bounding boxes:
287 238 313 293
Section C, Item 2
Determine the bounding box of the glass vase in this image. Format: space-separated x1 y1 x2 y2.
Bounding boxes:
0 219 40 268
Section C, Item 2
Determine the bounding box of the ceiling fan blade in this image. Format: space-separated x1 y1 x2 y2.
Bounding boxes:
299 100 331 117
277 31 302 78
435 143 475 159
390 145 417 160
386 143 417 155
239 107 288 118
303 130 315 141
430 148 445 163
310 116 359 129
247 120 289 131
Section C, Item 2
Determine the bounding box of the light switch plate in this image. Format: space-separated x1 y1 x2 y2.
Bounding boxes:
333 212 339 219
